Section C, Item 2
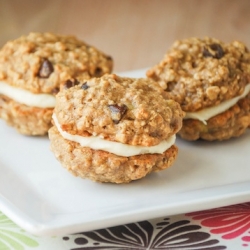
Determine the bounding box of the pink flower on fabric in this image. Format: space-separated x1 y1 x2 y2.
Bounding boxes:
187 202 250 246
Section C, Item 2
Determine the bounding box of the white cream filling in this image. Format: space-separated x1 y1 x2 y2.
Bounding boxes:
0 81 56 108
185 83 250 124
53 114 176 157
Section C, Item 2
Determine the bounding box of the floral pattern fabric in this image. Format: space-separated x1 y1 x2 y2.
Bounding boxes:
1 202 250 250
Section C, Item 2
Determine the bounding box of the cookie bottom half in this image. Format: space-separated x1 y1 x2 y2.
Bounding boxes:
178 97 250 141
0 94 53 135
49 126 178 183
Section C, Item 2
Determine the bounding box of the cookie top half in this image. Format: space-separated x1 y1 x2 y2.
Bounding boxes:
54 74 184 146
147 37 250 112
0 32 113 94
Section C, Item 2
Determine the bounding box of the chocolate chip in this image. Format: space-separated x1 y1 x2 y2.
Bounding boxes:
38 59 54 78
166 81 176 91
149 132 159 137
108 104 127 124
64 80 74 89
81 82 89 90
203 43 224 59
63 79 80 89
191 62 197 68
94 67 103 77
51 87 59 95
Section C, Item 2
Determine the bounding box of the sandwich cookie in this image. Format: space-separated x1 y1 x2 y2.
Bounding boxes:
147 37 250 140
49 74 184 183
0 32 113 135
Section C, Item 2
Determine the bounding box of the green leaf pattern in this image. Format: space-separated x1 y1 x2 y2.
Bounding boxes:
0 211 39 250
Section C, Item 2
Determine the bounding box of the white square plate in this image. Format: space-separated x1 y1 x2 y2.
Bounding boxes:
0 69 250 236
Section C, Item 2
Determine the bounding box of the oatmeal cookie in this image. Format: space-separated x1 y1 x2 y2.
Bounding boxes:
0 32 113 135
147 37 250 140
49 74 184 183
179 97 250 141
0 95 53 135
49 126 178 183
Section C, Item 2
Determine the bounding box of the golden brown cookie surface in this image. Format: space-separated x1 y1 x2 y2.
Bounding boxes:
54 74 184 146
147 37 250 112
0 94 53 135
0 32 113 135
49 74 183 183
0 32 113 94
49 126 178 184
147 37 250 140
178 97 250 141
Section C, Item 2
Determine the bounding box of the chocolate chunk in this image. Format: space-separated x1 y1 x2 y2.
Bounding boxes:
81 82 89 90
203 43 224 59
108 104 127 124
94 67 103 77
51 87 59 95
166 81 176 91
64 80 74 89
38 59 54 78
63 79 80 89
